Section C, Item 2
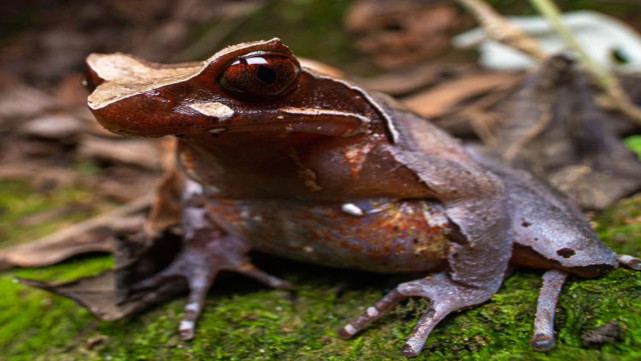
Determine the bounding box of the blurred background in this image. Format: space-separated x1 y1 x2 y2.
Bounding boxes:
1 1 641 360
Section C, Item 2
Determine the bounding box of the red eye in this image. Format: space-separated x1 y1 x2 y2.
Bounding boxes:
219 53 300 100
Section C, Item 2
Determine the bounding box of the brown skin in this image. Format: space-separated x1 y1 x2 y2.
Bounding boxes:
82 39 637 356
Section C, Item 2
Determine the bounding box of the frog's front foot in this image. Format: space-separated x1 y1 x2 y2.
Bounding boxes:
132 208 291 340
338 272 497 357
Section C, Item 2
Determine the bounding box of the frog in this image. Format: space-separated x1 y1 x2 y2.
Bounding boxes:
81 38 640 357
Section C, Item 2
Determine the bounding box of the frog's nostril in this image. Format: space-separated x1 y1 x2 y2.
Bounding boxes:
556 248 576 258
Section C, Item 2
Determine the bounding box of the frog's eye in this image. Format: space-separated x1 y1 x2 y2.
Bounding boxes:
219 54 300 100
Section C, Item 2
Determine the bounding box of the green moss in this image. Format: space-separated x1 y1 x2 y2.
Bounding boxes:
0 257 114 361
625 135 641 161
0 179 114 248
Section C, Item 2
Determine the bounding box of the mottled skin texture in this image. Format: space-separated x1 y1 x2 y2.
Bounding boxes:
81 38 639 357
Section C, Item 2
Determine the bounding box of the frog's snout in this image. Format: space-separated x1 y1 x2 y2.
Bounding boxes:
555 242 618 278
516 218 619 278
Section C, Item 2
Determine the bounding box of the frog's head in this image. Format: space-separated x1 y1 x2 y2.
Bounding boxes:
513 213 619 278
85 38 395 141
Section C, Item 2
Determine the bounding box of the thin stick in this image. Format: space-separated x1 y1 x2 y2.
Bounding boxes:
528 0 641 124
456 0 547 61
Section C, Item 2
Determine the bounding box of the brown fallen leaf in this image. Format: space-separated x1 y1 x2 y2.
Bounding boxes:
0 84 56 119
0 162 77 185
358 64 471 97
16 203 95 227
345 0 466 69
19 114 84 140
435 56 641 210
18 230 186 321
79 135 164 170
0 194 151 270
402 71 522 118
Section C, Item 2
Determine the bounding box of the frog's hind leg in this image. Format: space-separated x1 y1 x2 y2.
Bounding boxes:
339 272 501 357
341 150 512 356
531 269 567 351
133 182 291 341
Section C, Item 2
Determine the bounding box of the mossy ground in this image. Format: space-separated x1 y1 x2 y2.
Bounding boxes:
1 135 640 361
1 180 640 361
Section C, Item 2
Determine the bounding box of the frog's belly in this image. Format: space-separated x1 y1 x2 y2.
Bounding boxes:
206 198 452 273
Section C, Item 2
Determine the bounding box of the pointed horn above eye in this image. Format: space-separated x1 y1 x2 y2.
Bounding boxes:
86 53 155 82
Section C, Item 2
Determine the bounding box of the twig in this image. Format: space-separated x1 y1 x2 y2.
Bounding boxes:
528 0 641 124
456 0 547 61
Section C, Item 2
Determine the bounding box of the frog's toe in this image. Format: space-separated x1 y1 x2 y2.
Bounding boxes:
178 273 216 340
233 262 292 290
177 262 290 341
130 265 182 293
338 289 408 339
618 254 641 271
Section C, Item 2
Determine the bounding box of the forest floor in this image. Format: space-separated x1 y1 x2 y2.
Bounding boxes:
1 0 641 360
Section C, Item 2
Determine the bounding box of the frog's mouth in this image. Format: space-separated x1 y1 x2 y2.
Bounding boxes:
91 102 373 138
512 243 617 278
187 103 372 137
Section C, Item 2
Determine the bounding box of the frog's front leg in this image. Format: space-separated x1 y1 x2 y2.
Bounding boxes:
133 180 291 340
531 269 568 351
340 149 512 357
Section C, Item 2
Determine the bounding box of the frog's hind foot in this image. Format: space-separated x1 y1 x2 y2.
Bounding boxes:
338 272 497 357
131 227 291 341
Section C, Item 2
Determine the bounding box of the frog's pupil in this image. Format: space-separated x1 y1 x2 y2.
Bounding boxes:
257 66 277 84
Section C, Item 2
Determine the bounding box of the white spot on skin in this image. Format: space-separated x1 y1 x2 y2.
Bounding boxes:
190 278 207 289
185 303 200 313
280 107 371 136
342 203 364 216
209 127 227 134
189 102 234 121
343 324 357 336
423 209 449 227
185 180 204 195
367 307 379 318
179 320 195 331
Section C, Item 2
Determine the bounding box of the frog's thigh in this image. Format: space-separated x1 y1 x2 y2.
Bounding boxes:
391 150 511 288
339 150 512 356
